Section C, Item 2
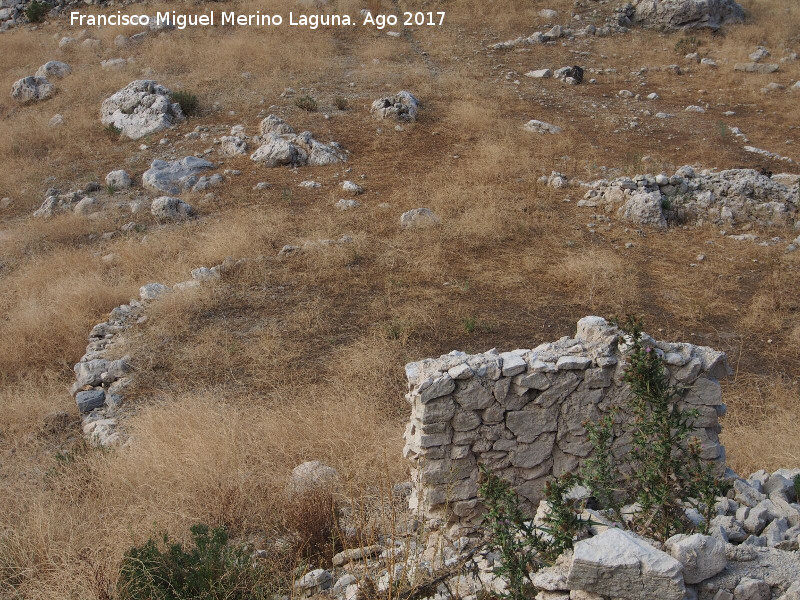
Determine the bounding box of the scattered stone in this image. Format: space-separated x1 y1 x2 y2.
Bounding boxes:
527 69 553 79
250 125 346 168
665 533 726 584
49 114 64 127
342 181 364 195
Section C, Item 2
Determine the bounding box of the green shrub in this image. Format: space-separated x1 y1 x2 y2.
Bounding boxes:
479 466 588 600
117 524 273 600
25 0 50 23
615 315 725 541
794 475 800 501
333 96 348 111
104 123 122 139
581 409 622 520
171 91 200 116
295 95 318 112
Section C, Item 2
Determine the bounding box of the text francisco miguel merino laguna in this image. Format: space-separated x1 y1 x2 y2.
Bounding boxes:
70 10 446 30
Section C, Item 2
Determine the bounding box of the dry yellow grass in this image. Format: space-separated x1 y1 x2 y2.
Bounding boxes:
1 0 799 596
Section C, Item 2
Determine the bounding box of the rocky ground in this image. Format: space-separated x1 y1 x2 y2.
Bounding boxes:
0 0 799 597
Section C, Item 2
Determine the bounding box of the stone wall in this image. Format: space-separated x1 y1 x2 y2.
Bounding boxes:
402 317 731 534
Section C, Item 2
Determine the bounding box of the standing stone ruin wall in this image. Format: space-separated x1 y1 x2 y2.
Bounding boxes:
402 317 731 535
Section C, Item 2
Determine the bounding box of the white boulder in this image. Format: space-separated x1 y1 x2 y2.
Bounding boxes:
100 80 185 140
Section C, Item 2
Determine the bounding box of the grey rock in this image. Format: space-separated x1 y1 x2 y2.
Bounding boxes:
142 157 215 194
617 190 667 228
35 61 71 79
11 76 55 103
75 388 106 413
287 461 339 496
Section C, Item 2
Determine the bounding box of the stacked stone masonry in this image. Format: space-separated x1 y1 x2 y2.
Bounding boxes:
403 316 731 533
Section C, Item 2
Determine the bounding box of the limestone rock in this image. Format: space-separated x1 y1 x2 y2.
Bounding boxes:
524 119 563 134
617 190 667 228
400 207 440 229
733 577 770 600
567 528 686 600
11 76 55 103
106 170 132 189
75 389 105 413
665 533 727 584
734 63 780 74
632 0 745 31
139 282 170 301
35 61 71 79
370 91 420 121
142 157 215 194
100 80 185 140
259 114 295 135
287 461 339 496
151 196 194 221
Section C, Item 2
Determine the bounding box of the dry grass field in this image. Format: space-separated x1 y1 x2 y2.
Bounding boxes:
1 0 799 596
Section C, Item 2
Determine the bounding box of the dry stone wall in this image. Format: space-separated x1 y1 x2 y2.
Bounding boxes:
403 317 731 534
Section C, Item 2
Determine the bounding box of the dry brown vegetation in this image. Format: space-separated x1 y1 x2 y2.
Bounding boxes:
1 0 799 596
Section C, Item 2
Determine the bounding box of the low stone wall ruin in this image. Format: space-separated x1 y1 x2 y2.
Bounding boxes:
402 317 731 534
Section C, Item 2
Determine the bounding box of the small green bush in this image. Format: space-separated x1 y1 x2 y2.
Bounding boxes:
295 95 318 112
117 524 273 600
171 90 199 116
479 466 588 600
25 0 50 23
333 96 348 111
103 123 122 139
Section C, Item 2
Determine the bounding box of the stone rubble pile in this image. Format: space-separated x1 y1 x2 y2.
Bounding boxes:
580 167 799 230
403 317 730 536
249 114 347 168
